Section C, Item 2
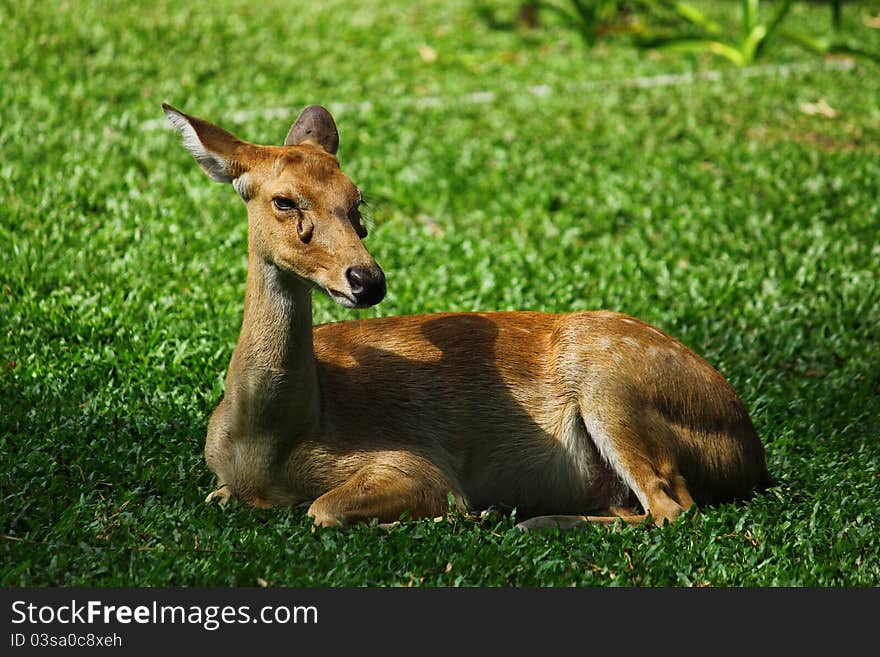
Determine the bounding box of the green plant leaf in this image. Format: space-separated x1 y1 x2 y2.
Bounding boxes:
753 0 795 59
744 0 759 36
779 27 830 53
826 42 880 62
666 1 723 35
782 28 880 62
741 24 768 64
651 37 747 66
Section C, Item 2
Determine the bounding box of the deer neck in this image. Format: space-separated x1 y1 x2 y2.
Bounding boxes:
226 253 320 438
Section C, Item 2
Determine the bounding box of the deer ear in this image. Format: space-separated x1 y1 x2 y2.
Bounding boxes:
163 103 250 182
284 105 339 155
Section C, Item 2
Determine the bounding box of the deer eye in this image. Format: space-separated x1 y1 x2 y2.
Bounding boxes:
272 196 298 212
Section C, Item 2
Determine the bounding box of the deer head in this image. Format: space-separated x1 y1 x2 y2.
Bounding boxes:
163 103 386 308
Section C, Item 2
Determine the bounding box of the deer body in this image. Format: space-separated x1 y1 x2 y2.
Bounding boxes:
165 103 770 528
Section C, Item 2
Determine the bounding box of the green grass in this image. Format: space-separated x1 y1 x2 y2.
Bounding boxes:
2 0 879 586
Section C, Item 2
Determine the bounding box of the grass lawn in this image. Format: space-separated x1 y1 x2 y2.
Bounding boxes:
1 0 878 586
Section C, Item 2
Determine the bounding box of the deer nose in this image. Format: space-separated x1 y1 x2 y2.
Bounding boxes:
345 265 386 307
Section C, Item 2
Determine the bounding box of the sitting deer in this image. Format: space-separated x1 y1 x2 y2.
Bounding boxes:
163 102 771 530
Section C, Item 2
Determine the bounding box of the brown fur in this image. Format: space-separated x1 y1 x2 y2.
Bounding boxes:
164 103 771 529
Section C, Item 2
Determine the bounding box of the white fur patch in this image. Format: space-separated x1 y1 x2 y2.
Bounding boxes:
558 406 598 484
164 107 232 182
581 412 648 511
232 173 253 201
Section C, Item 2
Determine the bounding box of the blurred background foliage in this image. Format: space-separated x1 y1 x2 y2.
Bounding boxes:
479 1 880 64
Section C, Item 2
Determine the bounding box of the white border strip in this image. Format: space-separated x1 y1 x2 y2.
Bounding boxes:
143 59 855 131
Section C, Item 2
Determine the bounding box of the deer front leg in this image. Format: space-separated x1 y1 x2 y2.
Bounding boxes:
307 456 466 528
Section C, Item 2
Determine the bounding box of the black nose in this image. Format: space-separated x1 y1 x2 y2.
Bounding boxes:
345 265 386 307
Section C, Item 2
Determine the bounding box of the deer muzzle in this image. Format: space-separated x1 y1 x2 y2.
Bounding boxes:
345 264 386 308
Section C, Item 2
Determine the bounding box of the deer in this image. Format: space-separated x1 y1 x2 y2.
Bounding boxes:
163 102 771 531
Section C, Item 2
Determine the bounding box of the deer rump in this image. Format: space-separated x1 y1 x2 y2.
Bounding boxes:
302 310 768 524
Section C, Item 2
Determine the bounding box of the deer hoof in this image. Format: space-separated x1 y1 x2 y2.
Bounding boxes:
206 485 231 506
